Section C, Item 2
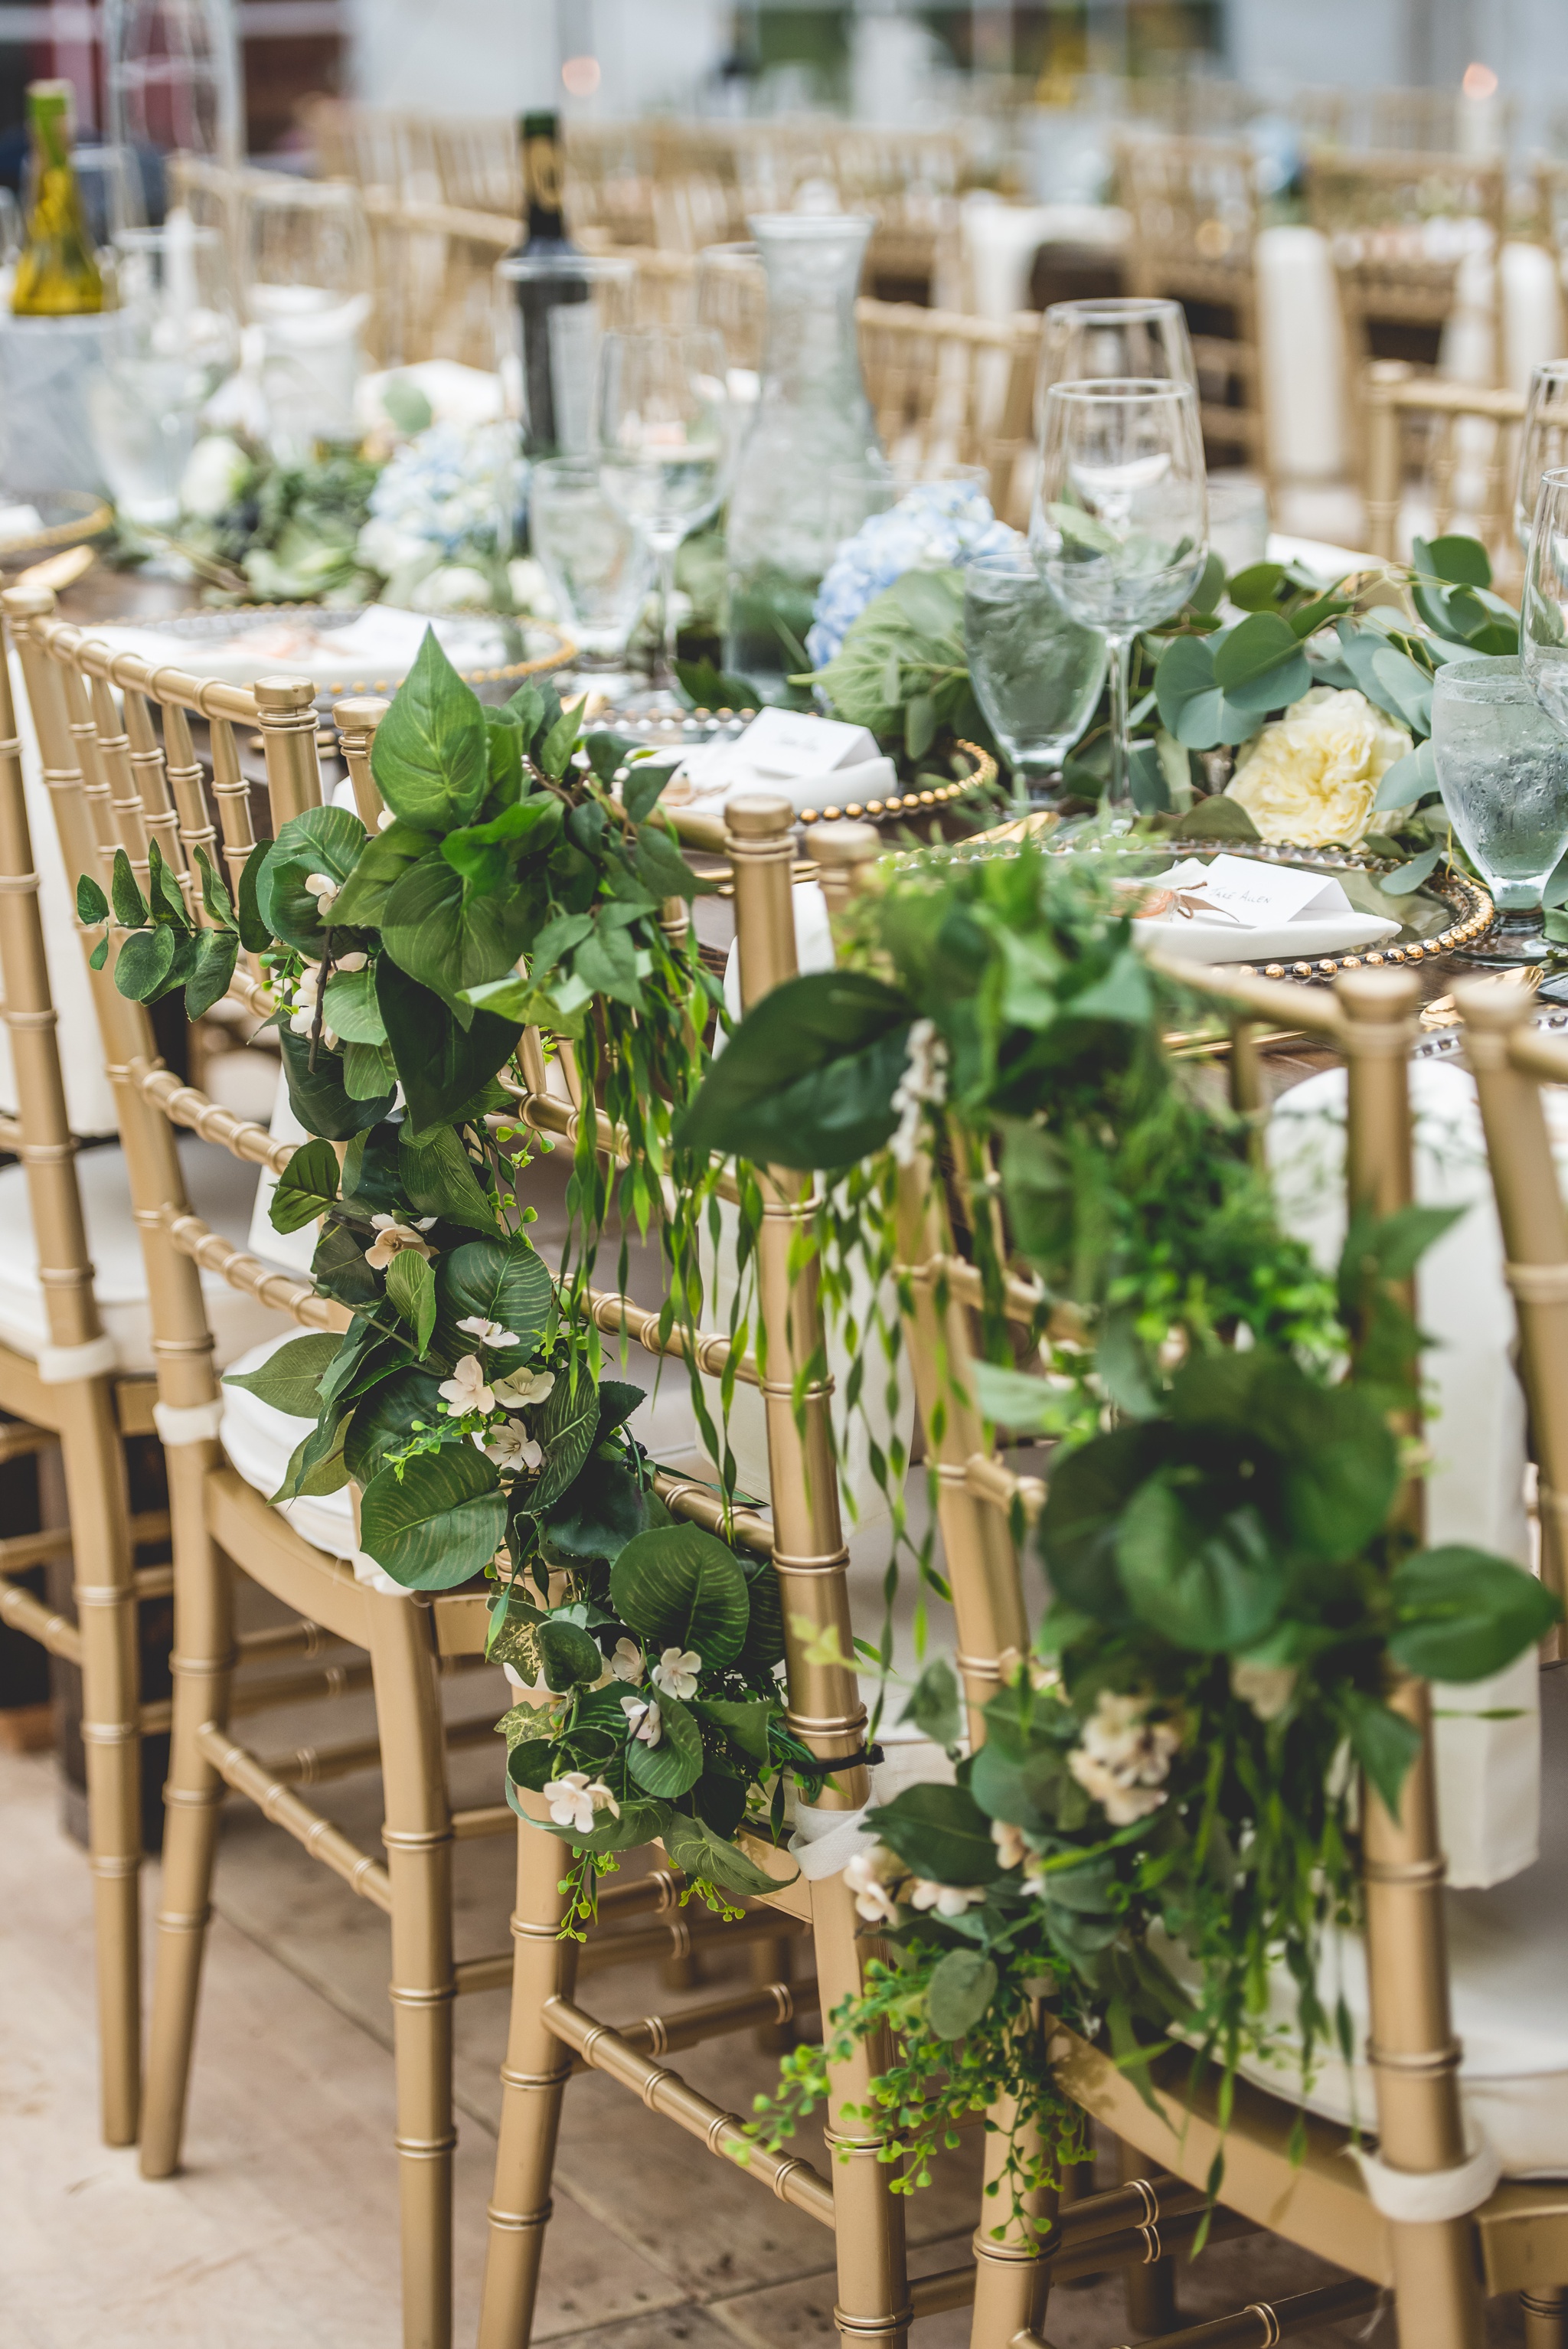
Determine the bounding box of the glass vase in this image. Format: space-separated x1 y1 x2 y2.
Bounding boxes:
724 212 881 701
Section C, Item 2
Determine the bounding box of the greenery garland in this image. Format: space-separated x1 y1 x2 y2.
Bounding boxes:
679 831 1559 2222
74 629 811 1896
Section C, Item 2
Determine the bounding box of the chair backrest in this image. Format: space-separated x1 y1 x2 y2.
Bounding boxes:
856 298 1037 525
1362 357 1525 583
1113 132 1266 477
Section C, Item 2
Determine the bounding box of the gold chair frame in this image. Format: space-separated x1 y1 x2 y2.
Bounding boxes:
1362 358 1525 584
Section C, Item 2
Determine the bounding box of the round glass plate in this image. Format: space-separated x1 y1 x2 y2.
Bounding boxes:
590 707 999 828
1033 834 1494 983
77 603 576 698
0 488 112 568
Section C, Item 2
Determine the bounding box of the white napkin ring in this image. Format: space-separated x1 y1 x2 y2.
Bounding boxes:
152 1397 224 1445
38 1334 119 1384
1351 2131 1500 2223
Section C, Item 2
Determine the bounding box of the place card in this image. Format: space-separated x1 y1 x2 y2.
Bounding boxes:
1153 854 1355 929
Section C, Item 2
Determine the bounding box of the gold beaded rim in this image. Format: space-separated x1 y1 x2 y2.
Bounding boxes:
795 737 998 827
1248 867 1495 984
0 488 113 565
89 600 578 697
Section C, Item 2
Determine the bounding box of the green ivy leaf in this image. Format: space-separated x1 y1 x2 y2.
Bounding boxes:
358 1441 506 1589
1389 1545 1561 1681
328 823 439 929
609 1522 750 1671
386 1248 436 1355
370 626 489 831
256 805 368 955
381 853 534 1017
377 959 521 1138
926 1949 999 2041
223 1331 345 1417
269 1135 341 1233
278 1025 395 1142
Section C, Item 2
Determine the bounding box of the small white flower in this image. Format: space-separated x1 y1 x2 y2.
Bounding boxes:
439 1353 495 1417
495 1366 556 1410
544 1771 596 1833
583 1778 620 1820
991 1818 1028 1870
178 432 252 520
609 1638 645 1684
335 950 368 973
650 1646 701 1700
483 1420 544 1471
889 1018 948 1167
456 1315 522 1349
303 872 340 918
844 1846 903 1926
620 1693 662 1748
908 1878 986 1918
364 1213 437 1271
1230 1657 1297 1722
1067 1690 1182 1827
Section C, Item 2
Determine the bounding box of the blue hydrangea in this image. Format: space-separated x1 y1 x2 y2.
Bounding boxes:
364 419 518 559
807 480 1021 670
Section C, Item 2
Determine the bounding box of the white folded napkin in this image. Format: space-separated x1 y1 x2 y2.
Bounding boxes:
1130 852 1400 965
678 704 898 817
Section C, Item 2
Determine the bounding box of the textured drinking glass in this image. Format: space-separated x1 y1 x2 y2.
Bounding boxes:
528 454 653 680
1036 378 1208 809
596 325 729 705
963 547 1108 807
243 178 371 450
1516 363 1568 553
1432 656 1568 964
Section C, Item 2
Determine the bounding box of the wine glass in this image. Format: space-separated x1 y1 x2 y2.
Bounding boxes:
243 176 372 452
1035 378 1209 812
1433 657 1568 965
103 0 243 169
1035 296 1197 436
528 455 654 697
595 325 729 712
90 218 237 524
1515 362 1568 554
963 546 1109 810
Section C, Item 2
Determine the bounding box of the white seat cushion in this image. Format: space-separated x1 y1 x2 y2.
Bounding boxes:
0 1135 287 1376
220 1331 358 1563
1227 1668 1568 2179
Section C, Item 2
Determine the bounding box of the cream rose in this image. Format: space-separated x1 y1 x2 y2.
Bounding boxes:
1225 686 1411 849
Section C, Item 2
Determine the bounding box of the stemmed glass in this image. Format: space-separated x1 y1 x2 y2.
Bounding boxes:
595 325 730 713
1035 296 1197 434
1035 378 1209 812
90 219 237 524
962 546 1108 809
243 177 372 451
528 455 655 700
1434 656 1568 965
1515 362 1568 554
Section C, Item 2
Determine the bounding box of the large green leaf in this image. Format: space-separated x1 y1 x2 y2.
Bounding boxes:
370 627 489 831
867 1782 1001 1887
1037 1426 1154 1624
377 959 521 1138
1390 1546 1561 1681
328 824 439 929
662 1809 792 1897
926 1949 999 2041
341 1365 446 1483
381 852 534 1012
609 1523 750 1670
626 1693 704 1796
900 1656 962 1753
1116 1475 1283 1653
268 1135 341 1233
537 1614 604 1691
437 1234 553 1353
358 1442 506 1588
528 1370 601 1510
399 1124 497 1235
322 962 387 1044
256 805 368 955
694 1694 774 1764
223 1331 345 1418
278 1025 395 1141
1341 1687 1422 1818
273 1410 351 1501
543 1450 648 1560
676 972 913 1170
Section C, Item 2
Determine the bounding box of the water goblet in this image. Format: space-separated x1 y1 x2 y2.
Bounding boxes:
90 218 237 524
1035 295 1197 437
595 324 730 712
1432 656 1568 965
242 176 371 451
962 547 1108 809
528 455 654 698
1516 363 1568 554
1035 378 1209 812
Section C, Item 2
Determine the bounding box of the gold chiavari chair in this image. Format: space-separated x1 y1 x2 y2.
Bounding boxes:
857 299 1038 528
1363 358 1525 583
1113 133 1269 483
719 819 1568 2349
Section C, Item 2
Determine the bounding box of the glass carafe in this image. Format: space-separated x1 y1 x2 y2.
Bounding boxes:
724 213 881 700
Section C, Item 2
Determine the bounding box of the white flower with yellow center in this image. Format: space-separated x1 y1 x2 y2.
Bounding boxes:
1225 686 1412 850
483 1420 543 1471
364 1213 437 1270
650 1646 701 1700
439 1354 495 1417
609 1638 645 1684
543 1771 619 1833
495 1367 556 1410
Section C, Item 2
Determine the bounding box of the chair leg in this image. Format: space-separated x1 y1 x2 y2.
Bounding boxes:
368 1589 456 2349
1524 2289 1568 2348
477 1816 577 2349
57 1386 142 2146
140 1448 234 2177
814 1871 911 2349
1119 2134 1178 2338
969 2011 1056 2349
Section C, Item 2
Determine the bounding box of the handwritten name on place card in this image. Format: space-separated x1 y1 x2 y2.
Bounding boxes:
1157 854 1353 930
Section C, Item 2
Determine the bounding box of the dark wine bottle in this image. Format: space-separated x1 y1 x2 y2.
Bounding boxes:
513 109 590 458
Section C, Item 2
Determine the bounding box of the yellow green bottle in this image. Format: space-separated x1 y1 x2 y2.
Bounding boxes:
11 80 103 317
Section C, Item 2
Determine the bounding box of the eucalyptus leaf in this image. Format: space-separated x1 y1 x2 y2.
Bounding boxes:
926 1948 998 2041
113 923 178 1001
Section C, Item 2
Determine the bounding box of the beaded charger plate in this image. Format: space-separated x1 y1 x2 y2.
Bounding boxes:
1037 835 1494 985
595 706 998 828
80 603 576 700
